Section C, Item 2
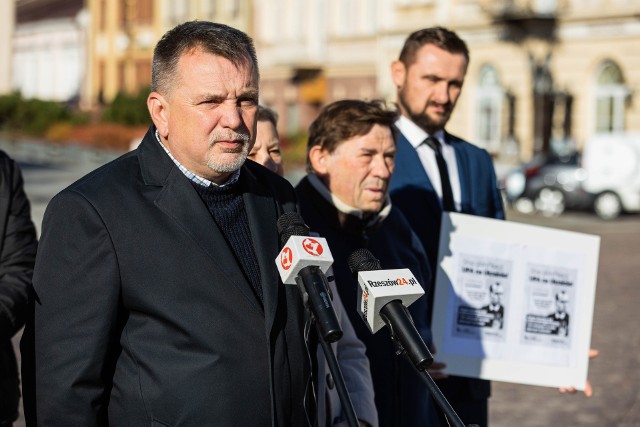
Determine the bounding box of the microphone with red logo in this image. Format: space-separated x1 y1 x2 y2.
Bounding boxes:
276 212 343 343
276 213 360 427
348 248 433 370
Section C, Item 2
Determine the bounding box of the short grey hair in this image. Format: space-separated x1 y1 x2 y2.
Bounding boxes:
151 21 259 95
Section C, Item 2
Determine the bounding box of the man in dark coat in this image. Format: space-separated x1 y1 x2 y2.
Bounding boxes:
0 151 37 427
23 21 311 427
296 99 436 427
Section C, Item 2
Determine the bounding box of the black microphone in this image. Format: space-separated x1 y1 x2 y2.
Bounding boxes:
349 252 470 427
347 248 433 370
276 212 343 343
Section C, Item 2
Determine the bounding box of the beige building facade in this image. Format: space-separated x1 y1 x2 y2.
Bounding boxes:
443 0 640 162
82 0 639 162
255 0 640 162
8 0 86 103
86 0 251 104
0 1 16 95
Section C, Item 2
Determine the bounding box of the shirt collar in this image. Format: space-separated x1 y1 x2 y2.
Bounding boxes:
155 129 240 188
306 173 392 227
395 115 446 149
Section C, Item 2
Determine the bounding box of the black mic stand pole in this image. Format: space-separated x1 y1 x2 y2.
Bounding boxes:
316 332 360 427
381 302 474 427
413 367 470 427
296 269 359 427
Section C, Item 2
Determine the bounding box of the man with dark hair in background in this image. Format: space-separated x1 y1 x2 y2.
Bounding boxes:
0 152 37 427
24 21 312 426
389 27 505 427
296 99 436 427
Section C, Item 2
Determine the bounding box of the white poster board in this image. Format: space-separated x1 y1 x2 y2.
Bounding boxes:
431 212 600 390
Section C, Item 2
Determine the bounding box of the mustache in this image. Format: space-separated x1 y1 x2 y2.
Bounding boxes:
426 100 452 111
209 131 251 146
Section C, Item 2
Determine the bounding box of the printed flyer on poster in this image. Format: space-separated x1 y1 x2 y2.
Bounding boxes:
431 212 600 390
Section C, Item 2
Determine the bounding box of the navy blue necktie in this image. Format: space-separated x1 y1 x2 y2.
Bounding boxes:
425 136 455 212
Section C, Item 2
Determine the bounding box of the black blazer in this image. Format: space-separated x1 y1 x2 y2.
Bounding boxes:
0 151 37 425
26 127 310 427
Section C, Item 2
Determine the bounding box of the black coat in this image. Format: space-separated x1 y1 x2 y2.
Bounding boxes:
23 126 311 427
0 151 37 425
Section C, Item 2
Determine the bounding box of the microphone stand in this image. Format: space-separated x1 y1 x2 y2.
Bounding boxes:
316 332 360 427
296 272 359 427
413 367 469 427
277 215 358 426
347 249 474 426
382 303 473 427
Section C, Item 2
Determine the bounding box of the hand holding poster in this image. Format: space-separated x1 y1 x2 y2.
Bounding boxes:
431 212 600 390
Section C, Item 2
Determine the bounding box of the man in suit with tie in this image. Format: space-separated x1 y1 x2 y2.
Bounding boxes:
24 21 312 427
389 27 505 427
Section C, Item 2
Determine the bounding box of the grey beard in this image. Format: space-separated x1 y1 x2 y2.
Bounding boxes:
206 142 250 173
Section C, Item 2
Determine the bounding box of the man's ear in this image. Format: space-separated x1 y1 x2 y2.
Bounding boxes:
147 92 169 138
391 60 407 88
308 145 329 176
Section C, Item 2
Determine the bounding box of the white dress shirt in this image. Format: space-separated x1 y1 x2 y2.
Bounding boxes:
395 115 461 212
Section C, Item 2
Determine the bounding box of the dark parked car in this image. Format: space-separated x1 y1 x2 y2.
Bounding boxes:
501 153 594 217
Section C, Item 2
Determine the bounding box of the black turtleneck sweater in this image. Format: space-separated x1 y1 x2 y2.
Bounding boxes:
192 181 263 304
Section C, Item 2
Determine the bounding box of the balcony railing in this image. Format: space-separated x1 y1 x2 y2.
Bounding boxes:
483 0 559 42
483 0 559 21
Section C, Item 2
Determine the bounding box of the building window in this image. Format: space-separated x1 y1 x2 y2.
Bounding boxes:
137 0 153 25
166 0 188 25
595 61 628 134
395 0 434 5
534 0 557 14
118 61 126 93
99 0 107 30
229 0 240 19
203 0 217 20
331 0 356 37
136 60 152 89
98 61 106 104
118 0 126 29
286 102 299 135
475 64 504 153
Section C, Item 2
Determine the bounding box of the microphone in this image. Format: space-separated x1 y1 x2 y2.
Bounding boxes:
275 212 343 343
349 252 469 427
348 248 433 370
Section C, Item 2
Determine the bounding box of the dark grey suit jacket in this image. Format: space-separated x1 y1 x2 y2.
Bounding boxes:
27 126 310 427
